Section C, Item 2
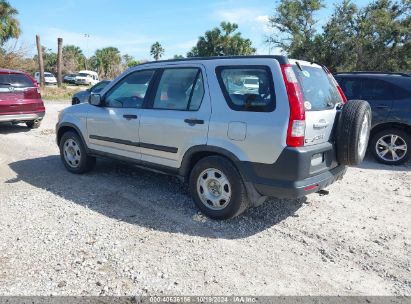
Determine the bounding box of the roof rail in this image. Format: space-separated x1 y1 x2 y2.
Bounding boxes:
136 55 289 66
334 71 411 77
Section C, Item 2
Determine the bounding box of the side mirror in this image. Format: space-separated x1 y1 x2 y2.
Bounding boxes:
89 94 102 106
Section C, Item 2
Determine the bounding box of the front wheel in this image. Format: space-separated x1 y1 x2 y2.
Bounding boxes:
189 156 249 220
59 131 96 174
370 128 410 165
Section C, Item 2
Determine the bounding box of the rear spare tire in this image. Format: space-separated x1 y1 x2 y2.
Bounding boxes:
336 100 371 166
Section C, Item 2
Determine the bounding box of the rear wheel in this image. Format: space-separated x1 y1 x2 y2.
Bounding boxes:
189 156 249 220
59 131 95 174
72 98 80 105
370 128 410 165
336 100 371 166
26 120 41 129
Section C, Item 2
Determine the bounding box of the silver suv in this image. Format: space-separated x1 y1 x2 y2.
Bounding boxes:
56 56 371 220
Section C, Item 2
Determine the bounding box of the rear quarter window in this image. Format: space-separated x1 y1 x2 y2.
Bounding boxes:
0 73 35 88
216 66 276 112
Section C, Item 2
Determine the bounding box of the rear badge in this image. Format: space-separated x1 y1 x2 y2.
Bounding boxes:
304 101 312 110
302 70 311 78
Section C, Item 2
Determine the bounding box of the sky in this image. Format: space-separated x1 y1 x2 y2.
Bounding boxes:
11 0 371 60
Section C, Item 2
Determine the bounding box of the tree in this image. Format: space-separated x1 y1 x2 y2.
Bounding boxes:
266 0 323 60
33 46 57 73
173 54 184 59
267 0 411 72
122 54 140 68
93 47 122 78
187 22 256 57
62 45 85 73
150 42 164 61
0 0 21 45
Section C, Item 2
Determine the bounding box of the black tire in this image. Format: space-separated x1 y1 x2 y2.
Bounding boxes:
336 100 371 166
189 156 249 220
72 98 80 105
370 128 410 165
59 131 96 174
26 120 41 129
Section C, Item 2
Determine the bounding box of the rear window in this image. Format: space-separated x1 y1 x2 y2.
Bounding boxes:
292 64 342 111
0 73 35 88
216 66 275 112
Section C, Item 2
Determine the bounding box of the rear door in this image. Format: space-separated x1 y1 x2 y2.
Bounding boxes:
0 73 38 115
138 65 211 168
358 77 393 125
290 61 343 146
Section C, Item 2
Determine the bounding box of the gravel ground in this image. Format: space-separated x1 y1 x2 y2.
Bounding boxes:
0 101 410 296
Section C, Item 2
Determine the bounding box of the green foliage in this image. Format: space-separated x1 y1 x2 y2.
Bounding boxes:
187 22 256 57
122 54 140 68
173 54 184 59
92 47 122 78
267 0 411 72
33 47 57 73
62 45 85 73
150 42 164 61
0 0 21 45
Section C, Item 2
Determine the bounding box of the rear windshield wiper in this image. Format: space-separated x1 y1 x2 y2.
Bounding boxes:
0 82 12 86
295 61 304 72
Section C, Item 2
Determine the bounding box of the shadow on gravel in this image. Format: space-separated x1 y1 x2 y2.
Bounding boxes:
8 155 306 239
355 155 411 172
0 123 30 134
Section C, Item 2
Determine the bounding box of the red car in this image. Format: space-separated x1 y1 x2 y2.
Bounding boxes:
0 69 45 129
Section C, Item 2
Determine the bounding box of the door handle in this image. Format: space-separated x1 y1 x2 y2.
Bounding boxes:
184 119 204 125
123 114 138 120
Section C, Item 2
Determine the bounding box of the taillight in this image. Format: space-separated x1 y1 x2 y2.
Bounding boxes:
24 87 41 99
280 64 306 147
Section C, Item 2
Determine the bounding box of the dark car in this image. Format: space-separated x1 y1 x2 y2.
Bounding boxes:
72 80 110 105
63 74 77 84
0 69 45 129
335 72 411 165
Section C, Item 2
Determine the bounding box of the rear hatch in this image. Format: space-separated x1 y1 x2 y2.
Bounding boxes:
0 73 43 115
290 60 344 146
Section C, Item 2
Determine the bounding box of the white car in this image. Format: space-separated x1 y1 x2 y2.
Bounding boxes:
75 70 99 86
243 76 259 92
34 72 57 85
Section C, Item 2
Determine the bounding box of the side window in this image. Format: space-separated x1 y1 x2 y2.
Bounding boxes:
91 81 108 93
360 78 394 100
338 78 361 100
105 70 154 108
152 68 204 111
216 66 275 112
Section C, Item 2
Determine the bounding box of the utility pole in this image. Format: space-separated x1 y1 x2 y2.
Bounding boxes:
35 35 45 87
57 37 63 87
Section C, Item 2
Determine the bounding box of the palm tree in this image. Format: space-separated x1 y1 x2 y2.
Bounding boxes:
0 0 21 45
150 42 164 61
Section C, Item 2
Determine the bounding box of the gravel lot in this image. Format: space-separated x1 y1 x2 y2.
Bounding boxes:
0 101 410 296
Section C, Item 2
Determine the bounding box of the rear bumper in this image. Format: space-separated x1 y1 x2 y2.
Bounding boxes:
238 142 347 199
0 112 45 123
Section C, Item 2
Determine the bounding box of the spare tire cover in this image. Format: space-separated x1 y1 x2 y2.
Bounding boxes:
336 100 371 166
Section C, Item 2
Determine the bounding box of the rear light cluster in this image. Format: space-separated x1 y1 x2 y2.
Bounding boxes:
280 64 306 147
24 87 41 99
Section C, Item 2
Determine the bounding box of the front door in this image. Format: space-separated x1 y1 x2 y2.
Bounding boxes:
86 69 155 160
139 66 211 168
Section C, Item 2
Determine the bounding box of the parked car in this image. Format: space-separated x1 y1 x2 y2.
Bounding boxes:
0 69 45 128
63 74 77 84
56 56 370 219
34 72 57 85
72 80 110 105
75 70 99 86
334 72 411 165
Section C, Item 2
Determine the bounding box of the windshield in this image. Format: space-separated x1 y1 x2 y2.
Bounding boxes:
45 73 54 77
0 74 34 88
292 64 342 111
78 73 90 77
